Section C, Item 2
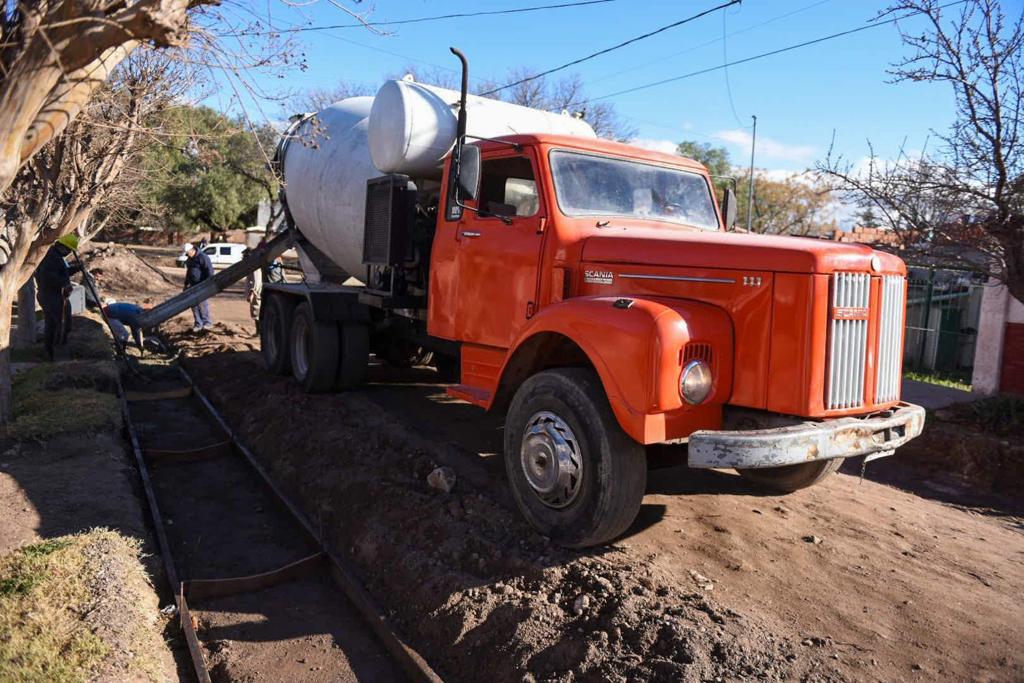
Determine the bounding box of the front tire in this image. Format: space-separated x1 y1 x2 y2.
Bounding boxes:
504 368 646 548
737 458 844 492
290 302 339 393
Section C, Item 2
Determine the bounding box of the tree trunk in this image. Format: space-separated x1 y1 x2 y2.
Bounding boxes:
14 278 36 348
0 275 18 423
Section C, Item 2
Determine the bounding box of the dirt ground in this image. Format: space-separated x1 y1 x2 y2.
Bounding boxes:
60 241 1022 682
154 290 1024 683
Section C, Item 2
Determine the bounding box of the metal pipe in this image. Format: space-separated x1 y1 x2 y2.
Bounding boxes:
746 114 757 232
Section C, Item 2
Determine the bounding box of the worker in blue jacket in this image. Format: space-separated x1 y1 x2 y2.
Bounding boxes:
103 300 146 349
182 242 214 332
34 234 81 360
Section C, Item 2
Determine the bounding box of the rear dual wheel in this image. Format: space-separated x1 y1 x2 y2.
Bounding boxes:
260 294 294 375
290 303 338 393
260 295 368 392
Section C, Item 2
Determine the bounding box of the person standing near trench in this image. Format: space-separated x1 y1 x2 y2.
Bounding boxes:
34 234 81 360
182 242 214 332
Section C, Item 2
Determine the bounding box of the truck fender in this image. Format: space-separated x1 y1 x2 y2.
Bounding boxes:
494 296 734 444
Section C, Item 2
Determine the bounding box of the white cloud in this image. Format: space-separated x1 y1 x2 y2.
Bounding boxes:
630 138 680 156
712 129 817 165
757 168 807 183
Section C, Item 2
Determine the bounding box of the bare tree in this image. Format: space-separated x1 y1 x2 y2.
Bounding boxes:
0 0 211 197
0 51 180 386
294 80 374 112
738 171 837 237
495 70 636 141
0 0 368 420
819 0 1023 297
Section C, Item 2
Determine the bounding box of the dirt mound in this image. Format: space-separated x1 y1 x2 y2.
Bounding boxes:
81 243 176 298
163 318 258 354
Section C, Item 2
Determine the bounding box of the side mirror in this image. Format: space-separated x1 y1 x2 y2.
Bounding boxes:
722 187 738 230
457 144 481 201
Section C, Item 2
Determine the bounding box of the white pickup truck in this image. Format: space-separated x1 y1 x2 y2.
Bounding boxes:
176 243 247 268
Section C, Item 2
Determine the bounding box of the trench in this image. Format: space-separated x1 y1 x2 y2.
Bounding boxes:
121 362 441 683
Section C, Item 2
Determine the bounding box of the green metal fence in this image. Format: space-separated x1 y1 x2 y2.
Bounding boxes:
903 268 985 385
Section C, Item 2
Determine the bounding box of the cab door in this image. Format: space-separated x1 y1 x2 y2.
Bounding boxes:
451 150 546 349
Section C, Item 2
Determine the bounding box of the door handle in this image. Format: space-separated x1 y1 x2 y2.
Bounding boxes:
460 230 481 238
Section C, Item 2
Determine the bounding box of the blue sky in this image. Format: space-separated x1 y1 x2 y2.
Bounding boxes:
214 0 974 175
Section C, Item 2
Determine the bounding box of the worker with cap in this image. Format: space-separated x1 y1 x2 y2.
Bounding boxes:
34 233 81 360
182 242 214 332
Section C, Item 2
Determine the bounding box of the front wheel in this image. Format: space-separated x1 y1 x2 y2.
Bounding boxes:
736 458 844 492
504 368 646 548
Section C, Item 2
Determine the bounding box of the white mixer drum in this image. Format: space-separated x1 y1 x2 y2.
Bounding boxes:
281 97 376 277
368 79 596 179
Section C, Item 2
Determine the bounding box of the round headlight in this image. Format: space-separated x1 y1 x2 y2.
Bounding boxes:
680 359 712 405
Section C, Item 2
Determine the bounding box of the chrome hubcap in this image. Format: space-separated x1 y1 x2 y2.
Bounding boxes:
520 411 583 509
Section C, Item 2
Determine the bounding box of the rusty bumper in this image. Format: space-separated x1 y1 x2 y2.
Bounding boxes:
687 402 926 469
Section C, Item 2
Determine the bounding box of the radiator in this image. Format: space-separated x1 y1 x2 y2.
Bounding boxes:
875 275 906 403
826 272 871 410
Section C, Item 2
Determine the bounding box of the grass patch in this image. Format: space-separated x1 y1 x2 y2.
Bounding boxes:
904 370 972 392
6 362 121 441
9 388 121 441
14 360 118 395
0 533 112 683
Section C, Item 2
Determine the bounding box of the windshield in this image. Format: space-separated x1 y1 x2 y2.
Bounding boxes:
550 150 720 229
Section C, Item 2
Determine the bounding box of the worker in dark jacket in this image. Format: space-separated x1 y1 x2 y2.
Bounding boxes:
182 242 214 332
34 234 81 360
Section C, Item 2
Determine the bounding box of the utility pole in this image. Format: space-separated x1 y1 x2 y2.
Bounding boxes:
746 114 757 232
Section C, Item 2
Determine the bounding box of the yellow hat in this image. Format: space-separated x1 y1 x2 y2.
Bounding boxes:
56 233 79 251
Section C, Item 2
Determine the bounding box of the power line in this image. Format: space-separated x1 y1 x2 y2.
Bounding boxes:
479 0 741 97
582 0 969 105
242 0 617 35
721 7 745 127
587 0 834 85
224 12 480 83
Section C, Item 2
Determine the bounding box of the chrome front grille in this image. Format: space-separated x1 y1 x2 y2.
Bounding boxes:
826 273 870 410
875 275 906 403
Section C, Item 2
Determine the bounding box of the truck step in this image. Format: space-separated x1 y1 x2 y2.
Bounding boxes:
447 384 492 407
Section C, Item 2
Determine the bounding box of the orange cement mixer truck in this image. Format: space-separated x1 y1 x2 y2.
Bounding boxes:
142 50 925 547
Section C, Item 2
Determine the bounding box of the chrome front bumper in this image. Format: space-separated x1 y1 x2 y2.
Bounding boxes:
687 402 926 469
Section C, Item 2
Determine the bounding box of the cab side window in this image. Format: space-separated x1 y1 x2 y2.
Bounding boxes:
477 156 539 218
